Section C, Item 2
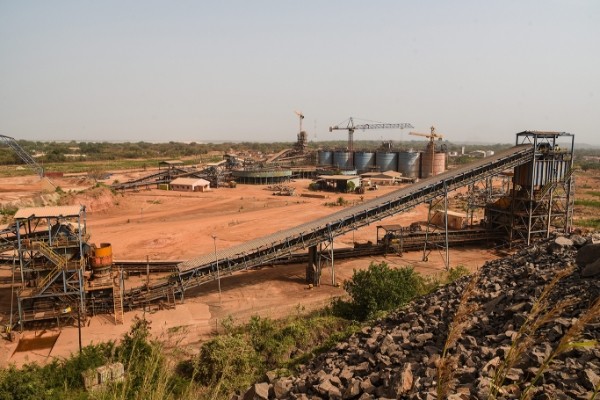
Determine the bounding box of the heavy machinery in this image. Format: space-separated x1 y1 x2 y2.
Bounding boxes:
329 118 414 167
409 126 444 178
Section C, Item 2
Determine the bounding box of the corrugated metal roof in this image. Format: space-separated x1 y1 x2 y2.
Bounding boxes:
159 160 184 165
179 145 532 272
171 178 210 185
15 205 84 220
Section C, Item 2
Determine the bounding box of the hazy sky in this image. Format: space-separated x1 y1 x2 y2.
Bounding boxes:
1 1 599 145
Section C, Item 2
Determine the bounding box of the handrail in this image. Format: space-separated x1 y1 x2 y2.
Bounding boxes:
32 241 66 290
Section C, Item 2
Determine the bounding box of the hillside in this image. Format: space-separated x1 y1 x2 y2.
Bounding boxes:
241 234 600 399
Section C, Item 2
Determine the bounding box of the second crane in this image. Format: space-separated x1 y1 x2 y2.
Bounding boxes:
329 118 414 168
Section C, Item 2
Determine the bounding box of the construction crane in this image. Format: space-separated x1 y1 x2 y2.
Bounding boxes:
0 134 45 178
409 126 444 178
329 118 414 167
294 110 304 133
294 110 308 152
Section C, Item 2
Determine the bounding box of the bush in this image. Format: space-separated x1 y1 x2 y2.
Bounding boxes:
192 334 261 395
333 262 422 321
308 182 316 191
347 181 355 192
333 263 471 321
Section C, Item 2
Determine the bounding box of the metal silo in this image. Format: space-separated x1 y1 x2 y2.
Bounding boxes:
318 151 333 165
354 152 375 173
397 151 421 178
376 152 398 172
421 152 446 178
333 151 352 169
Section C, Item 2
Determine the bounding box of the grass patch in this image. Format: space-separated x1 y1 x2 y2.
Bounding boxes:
182 308 357 397
587 191 600 197
575 199 600 208
575 218 600 229
147 199 163 205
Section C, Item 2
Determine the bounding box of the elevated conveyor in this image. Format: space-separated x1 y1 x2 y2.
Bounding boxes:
123 144 534 305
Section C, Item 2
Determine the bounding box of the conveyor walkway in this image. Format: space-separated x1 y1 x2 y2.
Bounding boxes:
123 144 534 305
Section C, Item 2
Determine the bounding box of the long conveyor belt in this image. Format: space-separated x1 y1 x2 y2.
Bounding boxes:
123 145 534 305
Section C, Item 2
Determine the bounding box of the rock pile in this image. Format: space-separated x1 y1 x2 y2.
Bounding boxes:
242 233 600 399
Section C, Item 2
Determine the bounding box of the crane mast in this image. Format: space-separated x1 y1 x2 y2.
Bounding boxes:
329 118 414 167
409 126 444 178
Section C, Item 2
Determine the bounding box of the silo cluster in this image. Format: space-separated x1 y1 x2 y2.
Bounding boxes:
317 149 446 178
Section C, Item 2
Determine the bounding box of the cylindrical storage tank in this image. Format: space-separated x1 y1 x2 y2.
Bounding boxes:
354 152 375 173
376 152 398 172
397 151 421 178
420 152 446 178
318 151 333 165
90 243 112 280
333 151 352 170
486 150 495 157
90 243 112 270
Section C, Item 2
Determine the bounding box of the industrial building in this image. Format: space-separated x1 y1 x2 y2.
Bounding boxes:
316 175 360 192
360 171 406 185
170 177 210 192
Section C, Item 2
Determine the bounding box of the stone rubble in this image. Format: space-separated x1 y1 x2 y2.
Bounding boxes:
241 233 600 399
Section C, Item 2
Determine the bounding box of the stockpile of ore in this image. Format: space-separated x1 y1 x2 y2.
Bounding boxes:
241 233 600 399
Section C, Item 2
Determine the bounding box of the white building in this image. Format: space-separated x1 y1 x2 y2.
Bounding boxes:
170 178 211 192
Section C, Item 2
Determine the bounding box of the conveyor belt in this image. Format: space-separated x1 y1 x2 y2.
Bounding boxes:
123 144 533 304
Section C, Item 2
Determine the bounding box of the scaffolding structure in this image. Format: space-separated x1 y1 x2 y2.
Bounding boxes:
485 131 575 245
13 206 88 331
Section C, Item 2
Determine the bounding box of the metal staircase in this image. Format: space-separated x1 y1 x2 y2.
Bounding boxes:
33 242 66 290
112 271 124 325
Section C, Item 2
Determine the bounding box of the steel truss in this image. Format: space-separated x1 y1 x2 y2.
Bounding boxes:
486 131 575 246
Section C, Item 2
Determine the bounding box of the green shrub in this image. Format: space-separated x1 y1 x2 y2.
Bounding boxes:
333 262 422 321
347 181 355 192
333 263 471 321
0 341 115 399
192 334 261 395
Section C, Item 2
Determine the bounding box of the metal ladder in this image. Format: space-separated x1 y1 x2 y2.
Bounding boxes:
112 271 124 325
166 286 176 308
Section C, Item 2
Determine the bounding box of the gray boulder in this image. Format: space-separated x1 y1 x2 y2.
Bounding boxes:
576 243 600 265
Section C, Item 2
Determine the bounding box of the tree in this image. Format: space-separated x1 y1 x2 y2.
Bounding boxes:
347 181 356 192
